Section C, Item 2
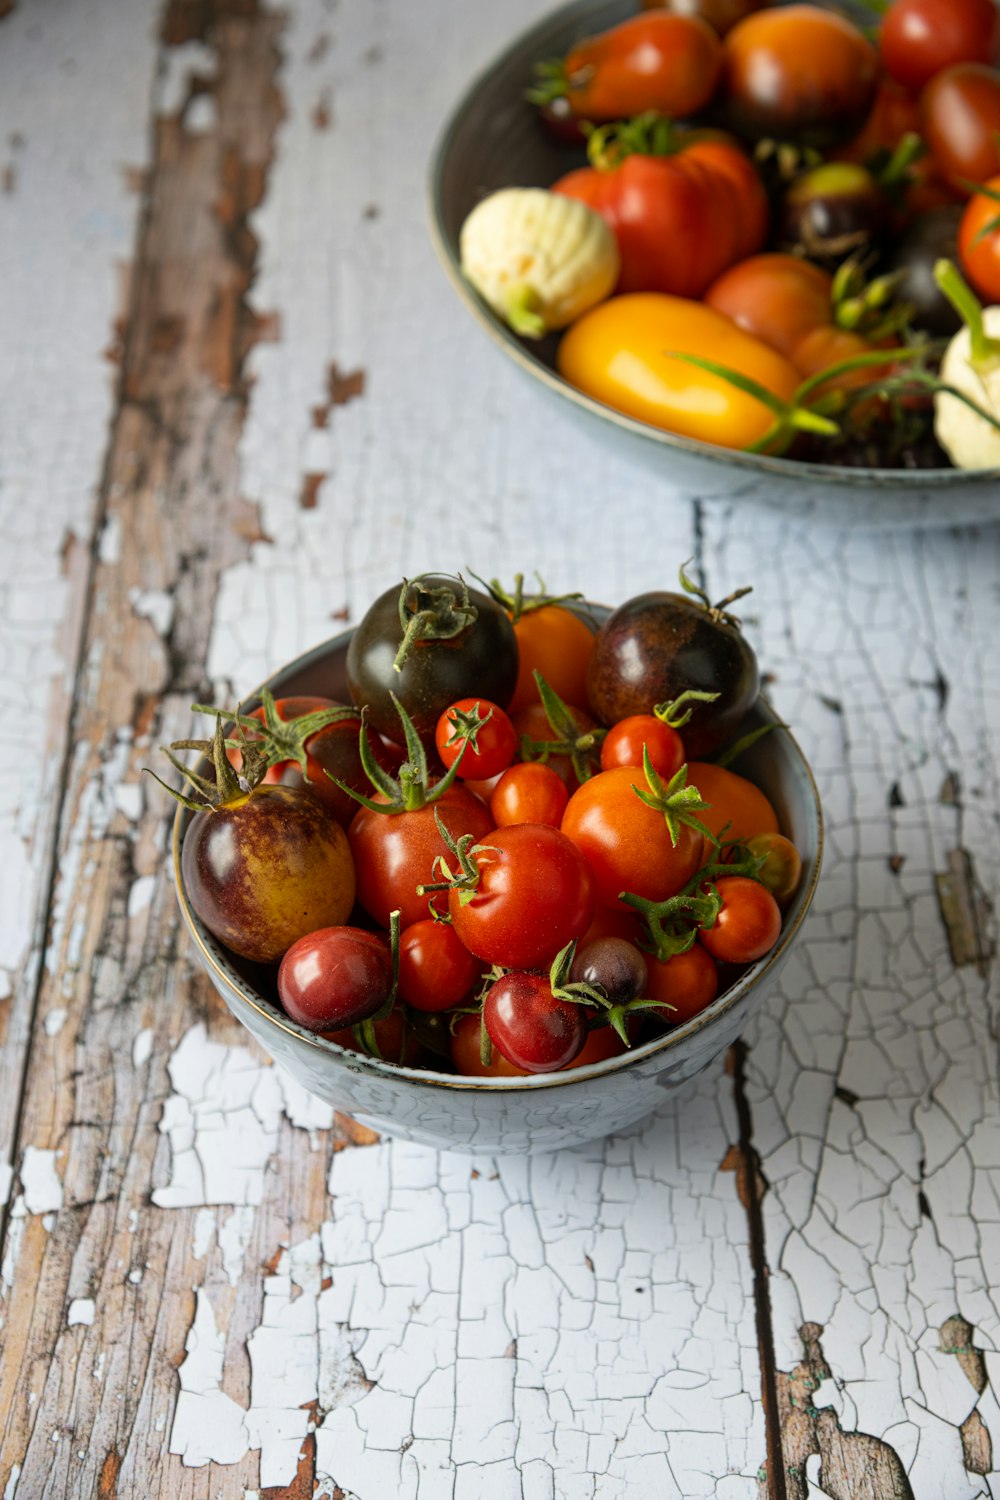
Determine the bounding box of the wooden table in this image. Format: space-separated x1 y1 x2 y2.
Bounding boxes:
2 1 998 1496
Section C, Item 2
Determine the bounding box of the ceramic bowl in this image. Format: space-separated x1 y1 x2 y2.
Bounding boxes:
173 621 823 1156
427 0 1000 529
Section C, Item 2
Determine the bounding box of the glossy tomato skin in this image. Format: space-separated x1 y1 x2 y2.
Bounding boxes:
921 64 1000 188
698 875 782 963
349 786 494 930
561 767 705 910
346 575 519 745
600 715 685 780
959 173 1000 300
723 5 880 147
641 0 765 38
435 699 517 780
744 832 802 906
450 1013 530 1077
509 605 596 713
484 972 588 1073
687 761 779 844
887 206 965 334
490 762 570 829
880 0 1000 92
560 1024 631 1068
645 943 720 1024
448 824 597 970
278 926 392 1030
512 701 599 792
181 785 356 964
586 591 759 758
562 12 723 121
569 937 648 1005
323 1010 425 1066
397 919 483 1012
706 253 833 362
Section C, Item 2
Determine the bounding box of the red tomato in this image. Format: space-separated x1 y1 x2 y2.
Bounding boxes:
556 12 723 121
512 701 601 791
600 715 685 779
698 876 782 963
323 1011 424 1067
450 1013 530 1077
448 824 597 970
561 1025 631 1068
484 972 588 1073
836 76 923 163
490 762 570 828
278 926 391 1030
349 787 494 930
686 761 780 845
561 767 705 910
397 919 483 1013
922 64 1000 188
580 904 646 948
880 0 1000 92
509 605 597 713
645 943 720 1024
959 173 1000 298
435 699 517 780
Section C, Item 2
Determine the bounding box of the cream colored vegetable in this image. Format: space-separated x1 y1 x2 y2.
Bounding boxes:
460 188 619 339
932 261 1000 470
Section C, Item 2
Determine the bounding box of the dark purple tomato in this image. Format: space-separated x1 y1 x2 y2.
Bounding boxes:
180 785 356 964
278 926 392 1030
781 161 888 264
569 937 648 1005
484 971 588 1073
885 205 964 335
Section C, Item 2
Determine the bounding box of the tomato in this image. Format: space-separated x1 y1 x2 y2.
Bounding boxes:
450 1013 529 1077
580 904 646 947
181 785 356 964
561 1025 630 1068
512 701 601 790
686 761 779 844
959 173 1000 300
550 12 723 122
723 6 880 147
698 875 782 963
349 785 494 930
447 824 596 970
324 1010 424 1067
554 133 767 298
557 294 802 452
397 919 483 1012
569 937 648 1004
484 971 588 1073
921 64 1000 189
561 767 705 910
490 762 570 828
278 926 392 1030
509 604 596 713
744 832 802 906
435 699 517 780
641 0 765 38
600 715 685 780
644 943 719 1024
836 76 922 164
880 0 1000 92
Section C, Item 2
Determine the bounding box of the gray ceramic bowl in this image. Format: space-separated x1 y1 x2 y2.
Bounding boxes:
173 620 823 1156
428 0 1000 529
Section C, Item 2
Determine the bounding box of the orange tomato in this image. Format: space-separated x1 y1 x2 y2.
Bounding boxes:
645 944 720 1024
958 173 1000 301
559 12 723 121
687 761 780 844
509 604 596 712
451 1013 529 1077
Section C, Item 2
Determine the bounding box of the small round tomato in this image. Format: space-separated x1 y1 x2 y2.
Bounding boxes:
569 937 648 1005
484 971 588 1073
448 824 597 970
450 1013 529 1077
959 174 1000 300
641 0 765 38
512 701 601 791
323 1010 424 1066
687 761 779 845
509 604 597 713
397 919 483 1013
490 762 570 828
644 943 720 1024
278 927 392 1030
698 876 782 963
580 904 646 948
744 832 802 905
921 64 1000 188
561 767 705 910
555 12 723 121
880 0 1000 93
435 699 517 781
561 1024 630 1068
600 715 685 779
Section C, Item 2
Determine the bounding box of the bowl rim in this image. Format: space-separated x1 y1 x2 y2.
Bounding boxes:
426 0 1000 494
171 619 824 1093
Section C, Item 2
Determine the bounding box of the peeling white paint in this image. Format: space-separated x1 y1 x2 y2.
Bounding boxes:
43 1009 67 1038
127 874 156 918
128 586 175 638
0 1161 12 1207
3 1464 20 1500
169 1289 250 1468
67 1299 96 1328
192 1207 215 1261
132 1027 154 1068
20 1148 63 1215
114 782 144 823
218 1205 256 1288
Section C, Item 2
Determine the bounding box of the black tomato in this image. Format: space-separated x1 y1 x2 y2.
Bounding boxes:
885 205 964 336
278 926 392 1030
641 0 765 38
569 937 648 1006
346 574 519 745
585 589 759 757
781 162 888 266
484 972 588 1073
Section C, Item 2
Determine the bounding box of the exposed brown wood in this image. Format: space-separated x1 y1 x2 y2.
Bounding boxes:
935 847 994 976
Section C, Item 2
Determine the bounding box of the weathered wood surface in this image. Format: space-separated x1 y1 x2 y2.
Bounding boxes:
0 1 998 1497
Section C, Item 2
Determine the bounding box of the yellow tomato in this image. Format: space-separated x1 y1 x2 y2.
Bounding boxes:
556 292 802 450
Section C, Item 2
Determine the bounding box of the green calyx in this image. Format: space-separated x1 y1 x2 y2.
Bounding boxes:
525 56 570 108
441 700 494 758
621 839 767 961
654 688 721 730
831 255 913 343
587 111 681 171
351 909 402 1059
519 670 605 783
415 810 497 906
146 718 270 812
191 688 358 775
473 570 585 624
330 694 468 816
393 574 478 673
711 719 784 771
677 560 752 627
631 748 715 849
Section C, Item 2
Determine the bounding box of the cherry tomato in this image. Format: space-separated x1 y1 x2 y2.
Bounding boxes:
323 1010 424 1067
435 699 517 780
349 786 494 930
959 173 1000 299
397 919 483 1013
557 294 801 452
880 0 1000 93
723 6 880 147
836 76 922 164
278 927 392 1030
450 1013 529 1077
484 971 588 1073
561 767 705 910
512 701 600 791
686 761 779 845
698 875 782 963
580 904 646 947
561 1025 631 1068
554 12 723 122
181 785 356 965
921 64 1000 188
490 762 570 828
644 943 720 1024
509 605 596 713
569 937 648 1004
600 715 685 780
448 824 597 970
744 832 803 906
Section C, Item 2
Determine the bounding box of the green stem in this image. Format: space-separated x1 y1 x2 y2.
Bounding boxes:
507 284 546 339
934 259 1000 373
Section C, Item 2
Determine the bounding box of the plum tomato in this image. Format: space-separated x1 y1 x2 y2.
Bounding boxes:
447 824 597 970
346 575 519 745
545 11 723 122
744 831 802 905
880 0 1000 93
644 943 720 1024
722 5 880 147
435 699 517 780
278 926 392 1030
349 785 494 930
600 714 685 779
569 937 648 1005
698 875 782 963
509 603 596 714
450 1013 529 1077
181 785 356 965
490 762 570 828
686 761 779 844
323 1010 424 1066
397 918 483 1012
921 64 1000 191
484 971 588 1073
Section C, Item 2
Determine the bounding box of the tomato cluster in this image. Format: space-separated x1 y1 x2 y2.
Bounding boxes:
169 569 806 1079
523 0 1000 468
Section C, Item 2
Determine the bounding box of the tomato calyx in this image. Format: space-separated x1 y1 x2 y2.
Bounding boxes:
439 700 495 757
630 748 715 848
191 688 359 774
621 838 766 959
473 570 586 625
525 56 574 110
416 811 500 907
676 561 752 629
752 139 823 187
586 111 683 169
150 719 270 811
654 687 721 730
393 574 479 673
830 255 913 342
348 909 403 1059
519 670 605 782
332 695 469 815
